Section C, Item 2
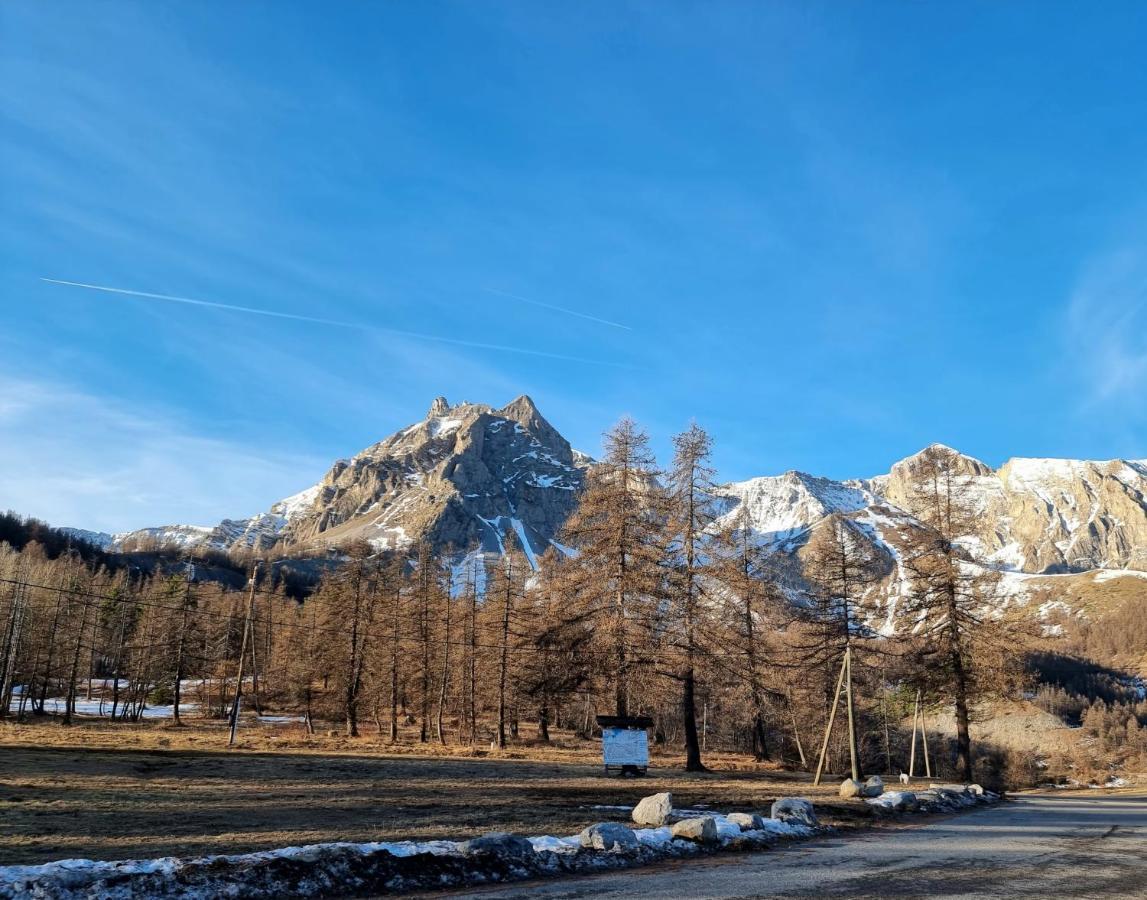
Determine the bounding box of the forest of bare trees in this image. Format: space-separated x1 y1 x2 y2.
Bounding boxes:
0 437 1132 786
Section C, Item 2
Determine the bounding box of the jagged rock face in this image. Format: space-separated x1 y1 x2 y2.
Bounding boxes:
280 395 584 561
872 446 1147 573
83 395 585 564
717 444 1147 634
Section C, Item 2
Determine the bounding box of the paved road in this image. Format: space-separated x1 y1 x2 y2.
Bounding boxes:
442 793 1147 899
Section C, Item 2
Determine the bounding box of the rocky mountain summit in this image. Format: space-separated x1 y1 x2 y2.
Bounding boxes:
75 395 586 565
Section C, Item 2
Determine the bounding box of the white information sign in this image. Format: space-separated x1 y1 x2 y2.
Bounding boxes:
602 726 649 767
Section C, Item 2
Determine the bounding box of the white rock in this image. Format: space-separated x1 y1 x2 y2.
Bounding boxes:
671 816 717 843
771 797 819 827
726 812 766 831
839 778 863 799
632 792 674 827
578 822 638 852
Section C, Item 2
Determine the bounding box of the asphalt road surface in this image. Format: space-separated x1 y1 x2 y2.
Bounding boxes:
441 792 1147 899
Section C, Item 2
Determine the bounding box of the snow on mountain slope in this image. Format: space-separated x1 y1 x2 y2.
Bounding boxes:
715 471 872 548
714 444 1147 633
874 446 1147 573
279 395 584 563
83 396 584 566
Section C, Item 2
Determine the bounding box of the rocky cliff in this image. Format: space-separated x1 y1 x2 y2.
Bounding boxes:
81 395 586 566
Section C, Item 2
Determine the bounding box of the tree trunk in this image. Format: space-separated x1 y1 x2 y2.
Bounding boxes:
436 593 451 746
497 571 511 749
63 595 91 725
682 666 704 771
390 588 400 743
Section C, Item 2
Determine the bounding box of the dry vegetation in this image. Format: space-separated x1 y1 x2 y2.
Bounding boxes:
0 719 868 867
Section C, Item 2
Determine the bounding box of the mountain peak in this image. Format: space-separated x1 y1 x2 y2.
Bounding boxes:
498 394 563 446
428 396 451 417
499 393 540 419
893 443 993 477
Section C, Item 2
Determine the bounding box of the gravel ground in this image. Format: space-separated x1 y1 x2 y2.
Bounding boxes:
436 792 1147 899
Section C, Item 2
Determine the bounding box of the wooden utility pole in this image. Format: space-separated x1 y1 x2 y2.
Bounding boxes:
908 688 932 779
843 647 861 782
228 561 260 747
920 696 932 778
786 690 808 769
814 646 860 785
814 650 848 785
909 689 919 777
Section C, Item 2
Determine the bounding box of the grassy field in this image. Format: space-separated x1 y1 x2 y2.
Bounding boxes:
0 718 865 866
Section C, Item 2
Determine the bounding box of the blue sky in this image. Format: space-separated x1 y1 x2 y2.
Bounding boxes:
3 2 1147 532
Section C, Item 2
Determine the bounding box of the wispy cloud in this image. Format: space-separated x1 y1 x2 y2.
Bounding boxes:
482 287 631 330
0 375 328 533
41 279 628 367
1066 248 1147 407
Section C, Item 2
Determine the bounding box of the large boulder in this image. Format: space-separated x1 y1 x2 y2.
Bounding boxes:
726 812 766 831
861 775 885 798
671 816 717 843
632 792 674 827
459 832 536 861
839 778 864 799
578 822 638 852
869 790 917 811
771 797 819 827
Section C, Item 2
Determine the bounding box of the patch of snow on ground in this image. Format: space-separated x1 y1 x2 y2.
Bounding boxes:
633 826 674 848
1093 569 1147 583
528 835 581 853
866 791 913 809
7 697 200 719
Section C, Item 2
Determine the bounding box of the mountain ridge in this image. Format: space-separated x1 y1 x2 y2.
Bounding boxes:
64 397 1147 585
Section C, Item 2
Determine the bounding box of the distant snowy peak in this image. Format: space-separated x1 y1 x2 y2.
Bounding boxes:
270 484 323 520
717 444 1147 578
716 470 872 546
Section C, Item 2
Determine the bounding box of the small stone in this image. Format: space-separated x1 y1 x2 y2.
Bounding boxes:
632 792 674 827
839 778 863 799
726 812 766 831
671 816 717 843
771 797 819 827
460 832 535 861
967 783 985 796
578 822 639 852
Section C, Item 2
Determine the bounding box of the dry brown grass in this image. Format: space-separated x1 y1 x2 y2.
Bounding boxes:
0 718 860 867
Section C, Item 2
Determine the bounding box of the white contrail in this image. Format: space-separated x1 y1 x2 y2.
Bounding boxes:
482 287 631 330
41 278 626 366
